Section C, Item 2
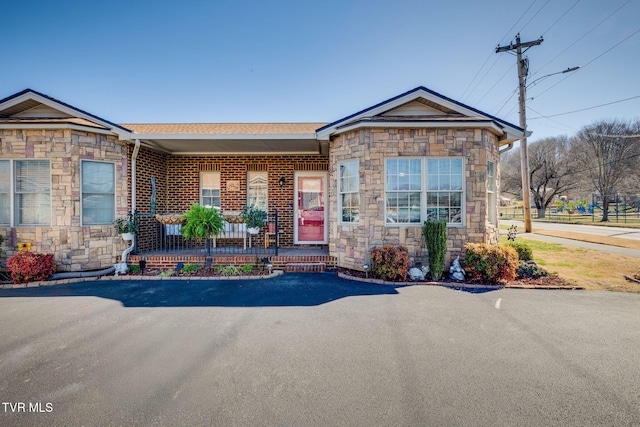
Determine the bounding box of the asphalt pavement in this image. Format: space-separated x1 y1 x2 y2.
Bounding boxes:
1 274 639 426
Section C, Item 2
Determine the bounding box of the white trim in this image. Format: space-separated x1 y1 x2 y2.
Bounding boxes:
0 123 118 135
80 159 116 227
330 120 505 137
316 88 524 142
294 171 328 244
132 133 317 140
0 159 12 226
0 91 133 140
170 150 320 156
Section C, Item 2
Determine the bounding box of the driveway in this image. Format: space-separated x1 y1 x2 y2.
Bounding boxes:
1 274 639 426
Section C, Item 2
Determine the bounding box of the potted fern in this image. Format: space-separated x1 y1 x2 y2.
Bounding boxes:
240 206 268 235
180 204 225 256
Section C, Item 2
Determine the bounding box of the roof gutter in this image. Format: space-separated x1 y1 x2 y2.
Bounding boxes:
131 139 141 214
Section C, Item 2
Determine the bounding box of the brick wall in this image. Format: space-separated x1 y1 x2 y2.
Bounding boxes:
133 154 329 247
329 127 501 271
0 128 129 271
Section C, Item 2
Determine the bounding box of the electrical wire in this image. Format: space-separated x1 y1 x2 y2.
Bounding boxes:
476 63 517 106
532 0 631 77
532 26 640 100
529 95 640 119
518 0 551 34
540 0 581 37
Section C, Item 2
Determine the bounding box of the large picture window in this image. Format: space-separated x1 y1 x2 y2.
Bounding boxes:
81 161 115 225
247 171 268 211
200 172 221 209
385 157 464 225
15 160 51 226
339 161 360 224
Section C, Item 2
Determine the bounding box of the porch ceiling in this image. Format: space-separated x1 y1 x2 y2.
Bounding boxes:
138 136 323 155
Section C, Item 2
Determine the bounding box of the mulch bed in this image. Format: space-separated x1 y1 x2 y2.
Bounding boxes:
336 267 577 289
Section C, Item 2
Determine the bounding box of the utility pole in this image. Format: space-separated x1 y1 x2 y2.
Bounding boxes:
496 33 543 233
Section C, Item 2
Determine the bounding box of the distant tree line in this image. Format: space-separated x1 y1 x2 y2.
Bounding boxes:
500 119 640 221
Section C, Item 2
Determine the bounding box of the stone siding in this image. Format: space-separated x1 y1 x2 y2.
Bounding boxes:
0 128 129 271
329 127 501 271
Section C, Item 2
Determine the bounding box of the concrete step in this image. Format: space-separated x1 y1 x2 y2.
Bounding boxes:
284 262 326 273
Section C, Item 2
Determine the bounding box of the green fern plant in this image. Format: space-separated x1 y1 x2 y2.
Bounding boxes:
180 203 225 256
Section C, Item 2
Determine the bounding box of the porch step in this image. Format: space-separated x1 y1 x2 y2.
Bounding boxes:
285 262 326 273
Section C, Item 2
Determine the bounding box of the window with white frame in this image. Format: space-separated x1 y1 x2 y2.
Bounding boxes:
385 158 422 224
339 160 360 223
247 171 268 211
0 160 10 225
81 160 115 225
200 172 221 209
14 160 51 226
384 157 464 225
426 158 464 224
487 160 497 224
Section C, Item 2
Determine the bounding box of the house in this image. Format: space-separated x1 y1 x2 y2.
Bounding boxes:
0 87 524 273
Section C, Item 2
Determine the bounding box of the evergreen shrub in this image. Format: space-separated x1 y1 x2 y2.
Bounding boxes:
463 243 519 284
423 220 447 280
370 245 411 281
7 252 58 284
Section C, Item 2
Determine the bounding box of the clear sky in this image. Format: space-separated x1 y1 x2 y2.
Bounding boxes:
3 0 639 143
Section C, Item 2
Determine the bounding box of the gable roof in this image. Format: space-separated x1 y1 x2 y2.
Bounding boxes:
0 89 132 137
121 122 325 135
316 86 526 144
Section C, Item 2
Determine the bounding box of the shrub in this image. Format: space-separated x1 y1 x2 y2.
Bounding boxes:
159 269 175 277
220 265 240 276
423 220 447 280
371 245 411 281
181 264 200 274
128 264 141 273
241 264 253 273
0 234 4 258
463 243 519 284
7 252 58 284
505 241 533 261
516 261 548 279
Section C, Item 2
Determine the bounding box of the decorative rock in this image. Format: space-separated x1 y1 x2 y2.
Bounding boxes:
449 255 466 281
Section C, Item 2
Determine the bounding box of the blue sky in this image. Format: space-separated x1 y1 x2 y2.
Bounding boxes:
3 0 639 142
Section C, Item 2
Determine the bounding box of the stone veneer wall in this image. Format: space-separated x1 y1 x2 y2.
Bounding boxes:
0 128 129 271
329 127 501 271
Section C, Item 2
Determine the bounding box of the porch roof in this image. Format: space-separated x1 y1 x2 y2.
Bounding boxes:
122 122 329 155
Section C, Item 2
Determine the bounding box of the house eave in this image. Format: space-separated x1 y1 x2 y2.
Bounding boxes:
0 122 119 136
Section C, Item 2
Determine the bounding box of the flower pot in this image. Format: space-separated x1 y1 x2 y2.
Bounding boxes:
121 232 135 241
247 227 260 235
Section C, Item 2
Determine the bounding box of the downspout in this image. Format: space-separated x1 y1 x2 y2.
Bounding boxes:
113 139 141 275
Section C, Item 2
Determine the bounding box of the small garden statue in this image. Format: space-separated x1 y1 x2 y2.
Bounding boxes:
449 255 466 281
408 265 429 281
507 225 518 241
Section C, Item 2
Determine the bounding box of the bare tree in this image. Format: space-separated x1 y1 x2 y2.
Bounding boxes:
500 136 576 218
572 119 640 221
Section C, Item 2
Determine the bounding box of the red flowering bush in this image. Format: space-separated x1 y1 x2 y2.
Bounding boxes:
463 243 518 284
371 245 411 281
7 252 58 284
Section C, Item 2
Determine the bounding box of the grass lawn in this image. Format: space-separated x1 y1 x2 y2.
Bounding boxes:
500 235 640 293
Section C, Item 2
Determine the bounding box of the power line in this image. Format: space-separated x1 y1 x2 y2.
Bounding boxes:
529 95 640 119
540 0 581 36
532 26 640 100
476 63 516 106
532 0 631 77
518 0 551 34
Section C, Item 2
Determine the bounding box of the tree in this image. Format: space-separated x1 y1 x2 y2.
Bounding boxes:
500 137 576 218
571 119 640 222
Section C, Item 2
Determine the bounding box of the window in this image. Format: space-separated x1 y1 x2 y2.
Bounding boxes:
15 160 51 226
81 161 115 225
0 161 9 225
247 171 268 211
385 158 422 224
384 157 464 225
487 161 496 224
426 158 463 224
200 172 221 209
339 161 360 223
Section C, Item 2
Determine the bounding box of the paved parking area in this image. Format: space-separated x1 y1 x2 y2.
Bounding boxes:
1 274 639 426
